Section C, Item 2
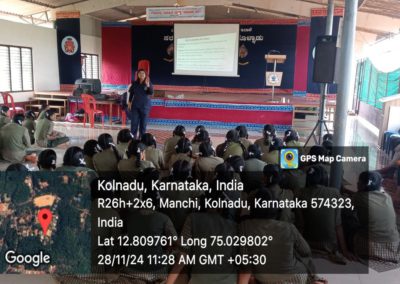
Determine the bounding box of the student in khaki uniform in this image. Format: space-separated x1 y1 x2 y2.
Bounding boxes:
35 109 69 148
238 188 317 284
254 124 276 156
191 129 211 156
236 125 252 150
284 128 303 147
0 114 35 163
242 144 266 194
141 133 164 170
353 171 400 263
161 160 202 233
264 164 295 223
168 137 195 170
116 128 133 159
0 106 10 128
216 129 246 160
262 137 282 164
56 146 97 190
92 133 121 175
37 104 49 120
163 125 186 167
118 140 155 181
166 190 237 284
23 110 36 144
299 165 353 262
83 139 101 170
193 141 224 185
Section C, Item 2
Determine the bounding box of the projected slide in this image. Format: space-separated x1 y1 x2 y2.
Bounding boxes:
174 24 240 77
176 33 236 74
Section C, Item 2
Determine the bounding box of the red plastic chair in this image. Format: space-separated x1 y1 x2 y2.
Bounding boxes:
81 94 104 128
1 92 24 117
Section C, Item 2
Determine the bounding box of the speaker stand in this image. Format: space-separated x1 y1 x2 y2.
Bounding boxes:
304 83 331 146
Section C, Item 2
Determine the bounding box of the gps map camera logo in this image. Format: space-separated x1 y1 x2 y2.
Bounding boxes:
280 148 299 169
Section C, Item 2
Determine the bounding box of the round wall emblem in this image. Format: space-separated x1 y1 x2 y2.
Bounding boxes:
61 36 78 55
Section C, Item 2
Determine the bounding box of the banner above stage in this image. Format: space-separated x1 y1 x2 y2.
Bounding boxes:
146 6 205 21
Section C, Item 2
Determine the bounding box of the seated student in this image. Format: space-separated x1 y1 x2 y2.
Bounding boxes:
236 125 252 150
92 133 121 175
162 160 203 233
37 149 57 171
35 109 70 148
168 137 195 170
163 125 186 167
141 133 164 170
0 106 10 128
263 164 295 223
0 114 36 163
83 139 101 170
37 103 49 120
353 171 400 263
255 124 276 155
118 140 155 181
193 141 224 185
216 129 246 160
123 169 177 284
305 145 331 183
243 144 267 191
191 124 206 152
191 129 211 157
225 155 245 183
284 128 303 147
238 188 317 284
262 137 283 164
116 128 133 159
299 165 353 262
166 190 237 284
56 146 97 189
23 110 36 145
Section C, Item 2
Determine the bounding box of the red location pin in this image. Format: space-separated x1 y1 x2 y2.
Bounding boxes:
38 208 52 236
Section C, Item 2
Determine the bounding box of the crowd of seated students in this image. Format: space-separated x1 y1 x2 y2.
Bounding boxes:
0 105 70 164
2 122 400 284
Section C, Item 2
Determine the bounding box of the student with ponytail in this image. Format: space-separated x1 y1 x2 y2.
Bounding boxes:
93 133 121 175
168 137 195 170
353 171 400 263
164 125 186 167
299 165 354 262
116 128 133 159
235 125 252 150
193 141 223 184
215 129 247 160
141 133 164 170
118 139 155 181
83 139 101 170
254 124 276 155
191 128 211 156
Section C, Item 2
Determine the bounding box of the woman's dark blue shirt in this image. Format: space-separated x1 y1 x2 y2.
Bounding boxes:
128 81 154 111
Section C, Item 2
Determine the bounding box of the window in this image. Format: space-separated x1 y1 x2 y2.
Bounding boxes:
81 53 99 79
0 45 33 92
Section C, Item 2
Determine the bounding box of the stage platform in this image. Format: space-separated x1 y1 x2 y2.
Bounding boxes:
65 90 335 133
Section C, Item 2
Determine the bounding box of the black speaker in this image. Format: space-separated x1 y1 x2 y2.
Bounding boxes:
313 36 337 83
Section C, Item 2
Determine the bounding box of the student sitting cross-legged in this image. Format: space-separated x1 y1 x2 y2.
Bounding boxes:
35 109 69 148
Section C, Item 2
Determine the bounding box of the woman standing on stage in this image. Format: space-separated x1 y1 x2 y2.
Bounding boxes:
128 69 154 139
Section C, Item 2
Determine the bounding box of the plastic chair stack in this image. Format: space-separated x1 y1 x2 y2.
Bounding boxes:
81 94 104 128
